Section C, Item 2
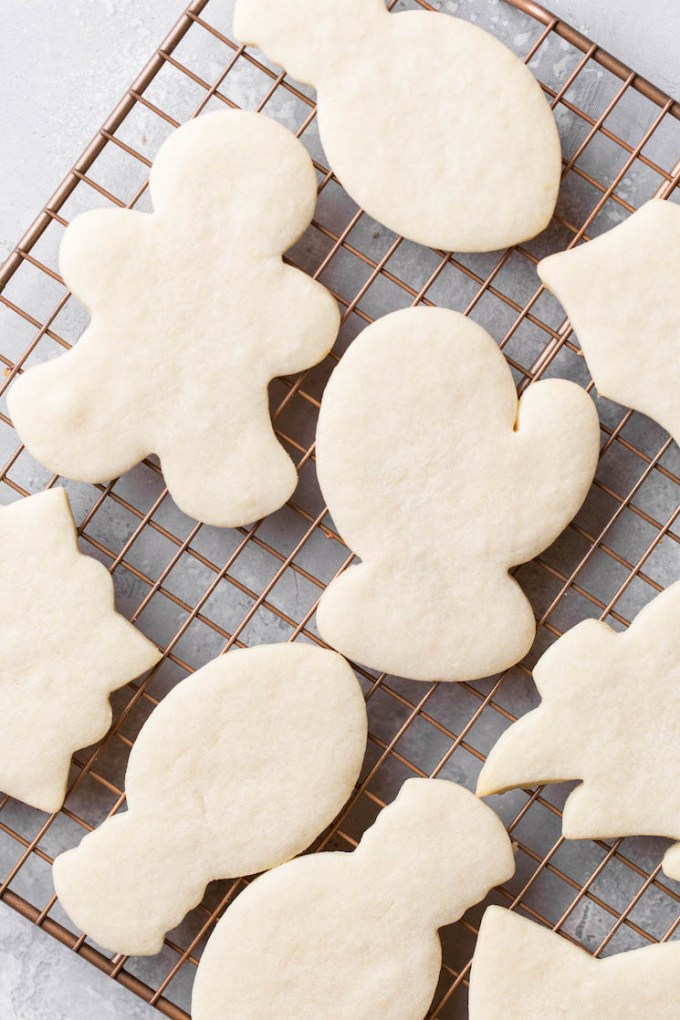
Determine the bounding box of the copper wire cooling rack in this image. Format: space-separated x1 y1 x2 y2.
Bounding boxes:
2 0 680 1016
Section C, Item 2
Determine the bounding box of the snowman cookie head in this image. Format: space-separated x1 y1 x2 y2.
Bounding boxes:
233 0 386 85
357 779 515 926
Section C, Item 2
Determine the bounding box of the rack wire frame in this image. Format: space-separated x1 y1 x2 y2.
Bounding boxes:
1 0 680 1016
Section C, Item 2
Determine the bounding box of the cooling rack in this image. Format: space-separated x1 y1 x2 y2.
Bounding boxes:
1 0 680 1016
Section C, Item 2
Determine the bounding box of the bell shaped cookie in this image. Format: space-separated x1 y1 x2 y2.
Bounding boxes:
0 489 160 813
192 778 515 1020
53 643 367 956
478 581 680 881
539 200 680 443
469 907 680 1019
233 0 561 253
8 110 340 527
315 307 600 683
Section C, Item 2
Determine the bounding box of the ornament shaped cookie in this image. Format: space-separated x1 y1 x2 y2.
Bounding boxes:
192 778 515 1020
469 907 680 1019
53 643 367 956
0 489 160 814
234 0 561 253
8 110 340 527
539 200 680 442
478 581 680 881
315 307 599 683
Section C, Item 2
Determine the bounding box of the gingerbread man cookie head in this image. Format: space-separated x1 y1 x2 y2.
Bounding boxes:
9 110 340 528
357 779 515 926
234 1 561 252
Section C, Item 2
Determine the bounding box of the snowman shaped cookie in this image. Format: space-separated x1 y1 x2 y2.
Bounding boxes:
315 307 600 683
53 643 367 956
234 0 562 252
8 110 340 528
192 779 515 1020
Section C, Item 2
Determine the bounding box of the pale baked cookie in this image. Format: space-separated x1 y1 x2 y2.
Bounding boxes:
478 581 680 881
469 907 680 1019
0 489 160 813
315 307 600 683
8 110 340 527
539 200 680 443
233 0 561 252
53 643 367 956
192 778 515 1020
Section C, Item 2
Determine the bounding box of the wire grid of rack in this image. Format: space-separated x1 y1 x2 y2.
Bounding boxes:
2 0 680 1016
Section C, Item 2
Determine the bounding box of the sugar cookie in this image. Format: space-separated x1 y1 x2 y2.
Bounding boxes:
469 907 680 1019
53 643 367 956
478 581 680 881
0 489 160 813
539 200 680 442
234 0 561 252
315 307 600 683
192 778 515 1020
8 110 340 527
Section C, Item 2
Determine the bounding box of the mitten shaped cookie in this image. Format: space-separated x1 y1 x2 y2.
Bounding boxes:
469 907 680 1019
192 779 515 1020
8 110 340 527
315 307 600 683
53 643 367 956
478 581 680 881
539 200 680 443
0 489 160 813
234 0 561 252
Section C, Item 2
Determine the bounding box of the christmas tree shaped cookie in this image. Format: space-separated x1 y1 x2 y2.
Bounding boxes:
539 200 680 443
192 779 515 1020
53 643 367 956
469 907 680 1019
233 0 561 252
0 489 160 813
478 581 680 881
315 307 600 683
8 110 340 527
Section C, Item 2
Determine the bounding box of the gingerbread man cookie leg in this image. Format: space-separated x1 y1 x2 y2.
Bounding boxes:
191 779 515 1020
53 644 367 956
315 307 599 683
234 0 562 252
0 489 161 813
478 581 680 882
8 110 340 527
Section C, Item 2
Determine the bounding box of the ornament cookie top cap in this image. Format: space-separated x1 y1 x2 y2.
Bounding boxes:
234 0 562 252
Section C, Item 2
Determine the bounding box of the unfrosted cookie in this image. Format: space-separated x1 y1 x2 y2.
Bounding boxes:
539 200 680 442
53 643 367 956
315 307 600 683
8 110 340 527
478 581 680 881
192 778 515 1020
469 907 680 1019
0 489 160 813
234 0 561 252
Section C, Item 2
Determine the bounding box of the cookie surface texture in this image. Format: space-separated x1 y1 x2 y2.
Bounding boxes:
192 778 515 1020
315 307 600 683
52 643 367 956
539 200 680 443
234 0 561 252
0 489 160 814
478 581 680 881
8 110 340 527
469 907 680 1019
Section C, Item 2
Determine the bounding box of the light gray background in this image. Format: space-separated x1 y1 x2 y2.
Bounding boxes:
1 0 679 1017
